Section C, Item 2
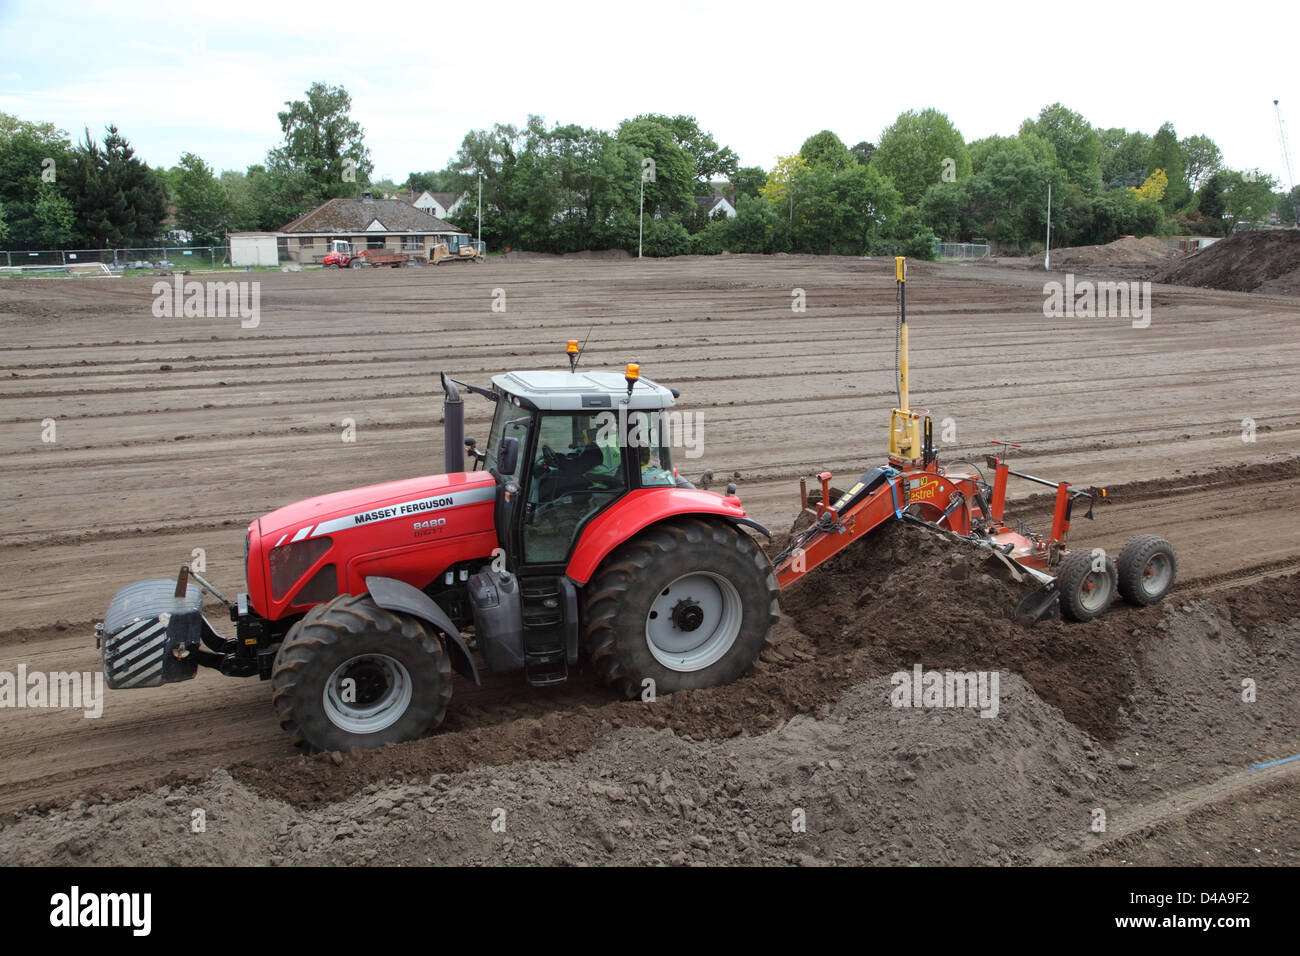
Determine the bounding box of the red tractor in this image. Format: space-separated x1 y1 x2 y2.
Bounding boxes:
97 260 1177 753
98 351 777 751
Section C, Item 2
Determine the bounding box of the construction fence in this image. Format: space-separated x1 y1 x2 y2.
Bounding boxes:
934 241 992 260
0 246 229 276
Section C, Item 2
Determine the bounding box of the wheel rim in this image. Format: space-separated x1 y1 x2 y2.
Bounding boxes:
644 572 742 672
322 654 412 734
1141 552 1173 596
1079 570 1113 612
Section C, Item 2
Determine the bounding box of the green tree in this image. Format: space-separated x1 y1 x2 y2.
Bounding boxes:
244 162 318 230
873 108 971 205
447 121 526 247
1020 103 1101 192
714 193 792 253
267 82 373 202
1180 134 1222 192
1098 128 1151 189
219 169 261 231
760 153 811 214
919 180 971 240
732 165 767 199
0 112 75 248
406 170 452 193
963 137 1055 248
33 180 76 247
66 125 167 247
629 113 738 186
171 152 230 244
1147 122 1189 210
850 141 875 165
791 162 901 254
799 130 854 170
1222 170 1279 229
616 117 697 219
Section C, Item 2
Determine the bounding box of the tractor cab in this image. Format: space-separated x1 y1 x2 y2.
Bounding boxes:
439 357 749 689
479 366 680 569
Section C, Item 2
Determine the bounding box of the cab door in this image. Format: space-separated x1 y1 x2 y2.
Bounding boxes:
520 412 628 566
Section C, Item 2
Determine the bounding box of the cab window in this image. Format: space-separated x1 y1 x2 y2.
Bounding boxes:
629 410 675 488
522 413 627 563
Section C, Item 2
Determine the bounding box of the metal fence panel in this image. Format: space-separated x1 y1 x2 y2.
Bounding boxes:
936 242 991 260
1 246 229 274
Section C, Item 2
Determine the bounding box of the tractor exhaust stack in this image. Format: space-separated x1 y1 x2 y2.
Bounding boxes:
441 372 465 473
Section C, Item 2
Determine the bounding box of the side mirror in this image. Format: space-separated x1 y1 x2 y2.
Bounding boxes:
497 436 519 477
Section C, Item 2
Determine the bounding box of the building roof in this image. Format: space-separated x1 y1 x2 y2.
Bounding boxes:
429 191 462 210
280 197 462 235
695 195 733 215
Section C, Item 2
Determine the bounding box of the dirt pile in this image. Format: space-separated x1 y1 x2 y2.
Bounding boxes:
1046 236 1183 267
3 588 1297 866
0 673 1113 866
1154 229 1300 294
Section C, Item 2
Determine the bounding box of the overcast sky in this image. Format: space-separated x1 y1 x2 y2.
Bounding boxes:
2 0 1295 188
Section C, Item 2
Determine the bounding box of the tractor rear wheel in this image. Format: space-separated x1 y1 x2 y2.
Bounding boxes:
1117 535 1177 605
583 518 778 699
1057 548 1117 621
270 593 452 752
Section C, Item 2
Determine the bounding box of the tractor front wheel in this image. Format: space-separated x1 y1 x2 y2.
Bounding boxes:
1057 548 1117 622
583 518 778 698
270 593 452 752
1117 535 1177 605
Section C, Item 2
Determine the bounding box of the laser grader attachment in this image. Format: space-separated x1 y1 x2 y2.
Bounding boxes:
772 257 1176 624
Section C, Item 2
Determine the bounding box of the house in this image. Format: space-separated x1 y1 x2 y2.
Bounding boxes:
406 189 469 220
276 192 472 264
695 194 737 219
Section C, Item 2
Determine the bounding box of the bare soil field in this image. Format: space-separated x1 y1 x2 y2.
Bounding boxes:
1 254 1298 865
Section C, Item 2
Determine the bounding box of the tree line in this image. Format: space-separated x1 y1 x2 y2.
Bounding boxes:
2 84 1295 255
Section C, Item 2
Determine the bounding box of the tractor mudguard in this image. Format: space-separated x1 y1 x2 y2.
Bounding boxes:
564 488 768 585
365 575 480 685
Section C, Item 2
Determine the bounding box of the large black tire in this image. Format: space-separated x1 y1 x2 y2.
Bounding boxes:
1057 547 1117 622
1117 534 1177 606
583 518 779 699
270 593 452 752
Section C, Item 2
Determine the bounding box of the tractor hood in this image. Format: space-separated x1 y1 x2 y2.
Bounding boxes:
258 471 497 545
247 470 499 619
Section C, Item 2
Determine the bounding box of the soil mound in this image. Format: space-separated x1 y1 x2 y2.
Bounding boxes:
1047 236 1182 267
1154 229 1300 294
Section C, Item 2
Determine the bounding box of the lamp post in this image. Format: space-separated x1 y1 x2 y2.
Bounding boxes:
1044 180 1052 270
477 172 483 247
638 169 645 259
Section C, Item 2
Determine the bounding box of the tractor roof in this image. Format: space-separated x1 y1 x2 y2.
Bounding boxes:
493 369 676 411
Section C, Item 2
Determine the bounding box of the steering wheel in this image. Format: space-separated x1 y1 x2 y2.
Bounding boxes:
541 444 562 469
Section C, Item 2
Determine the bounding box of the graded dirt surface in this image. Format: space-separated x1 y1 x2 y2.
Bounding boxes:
1 255 1298 865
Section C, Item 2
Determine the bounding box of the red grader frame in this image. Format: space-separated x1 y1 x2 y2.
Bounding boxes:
96 259 1176 752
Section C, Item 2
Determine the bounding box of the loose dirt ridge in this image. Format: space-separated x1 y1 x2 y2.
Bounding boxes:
1 255 1298 864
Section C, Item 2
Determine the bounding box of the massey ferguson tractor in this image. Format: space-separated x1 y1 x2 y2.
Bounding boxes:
96 259 1176 752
